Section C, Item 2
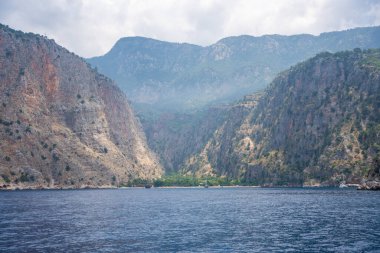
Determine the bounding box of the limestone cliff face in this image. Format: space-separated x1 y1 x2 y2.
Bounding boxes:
0 25 162 189
183 49 380 186
88 26 380 176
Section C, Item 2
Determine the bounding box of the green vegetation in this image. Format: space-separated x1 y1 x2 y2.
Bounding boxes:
0 119 12 126
1 174 10 183
123 174 247 187
52 153 59 162
25 125 32 133
5 49 12 58
361 49 380 69
19 172 34 183
153 174 243 187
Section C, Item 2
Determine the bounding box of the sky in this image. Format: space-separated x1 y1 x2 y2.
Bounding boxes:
0 0 379 58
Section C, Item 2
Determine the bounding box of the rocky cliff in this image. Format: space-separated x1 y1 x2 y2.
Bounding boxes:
87 26 380 174
0 24 162 189
183 49 380 186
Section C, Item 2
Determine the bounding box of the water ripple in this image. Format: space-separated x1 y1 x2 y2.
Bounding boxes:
0 188 379 252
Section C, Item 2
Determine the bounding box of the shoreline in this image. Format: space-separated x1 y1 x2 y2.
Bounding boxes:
2 180 379 191
0 184 372 191
0 185 261 191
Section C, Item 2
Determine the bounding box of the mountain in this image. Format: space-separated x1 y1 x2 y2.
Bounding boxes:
87 26 380 111
87 26 380 174
182 49 380 186
0 24 162 189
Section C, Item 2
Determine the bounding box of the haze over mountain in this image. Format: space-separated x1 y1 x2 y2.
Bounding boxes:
87 26 380 175
0 24 162 189
1 23 379 189
1 1 380 251
2 0 379 58
88 26 380 111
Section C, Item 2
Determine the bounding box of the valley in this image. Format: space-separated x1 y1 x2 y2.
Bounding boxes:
1 24 379 189
88 26 380 187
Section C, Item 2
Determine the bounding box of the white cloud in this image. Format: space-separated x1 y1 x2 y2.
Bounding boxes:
0 0 379 57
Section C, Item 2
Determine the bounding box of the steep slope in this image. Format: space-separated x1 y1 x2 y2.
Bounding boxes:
87 26 380 174
183 49 380 186
88 26 380 111
138 106 228 173
0 24 162 189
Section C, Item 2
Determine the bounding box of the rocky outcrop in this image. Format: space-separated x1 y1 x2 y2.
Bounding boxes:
358 180 380 190
87 26 380 175
182 49 380 186
0 24 162 189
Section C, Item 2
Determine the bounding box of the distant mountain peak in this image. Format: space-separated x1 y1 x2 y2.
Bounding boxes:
87 25 380 111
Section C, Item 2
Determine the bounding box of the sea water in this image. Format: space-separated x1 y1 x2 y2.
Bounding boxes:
0 188 379 252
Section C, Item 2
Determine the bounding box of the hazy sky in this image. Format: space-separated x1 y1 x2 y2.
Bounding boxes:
1 0 379 58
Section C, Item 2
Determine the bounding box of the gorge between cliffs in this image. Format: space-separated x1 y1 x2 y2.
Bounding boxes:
0 24 379 190
2 2 380 252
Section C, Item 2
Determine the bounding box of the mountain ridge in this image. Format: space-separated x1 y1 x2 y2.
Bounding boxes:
87 25 380 174
87 26 380 111
94 25 380 57
0 24 162 189
182 49 380 186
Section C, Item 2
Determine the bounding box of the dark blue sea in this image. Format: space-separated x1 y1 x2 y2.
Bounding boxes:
0 188 379 252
